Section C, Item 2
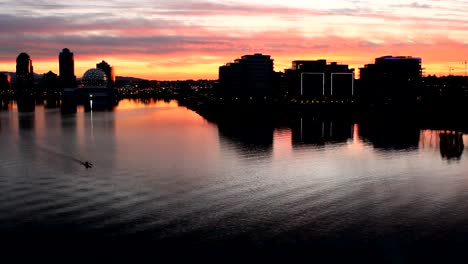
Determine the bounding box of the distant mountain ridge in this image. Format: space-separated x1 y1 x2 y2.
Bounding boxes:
0 71 43 82
115 76 147 82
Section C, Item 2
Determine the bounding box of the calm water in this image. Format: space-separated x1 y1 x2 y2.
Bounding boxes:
1 99 467 262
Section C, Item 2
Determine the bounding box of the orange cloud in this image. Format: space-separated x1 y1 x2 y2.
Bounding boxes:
0 1 467 79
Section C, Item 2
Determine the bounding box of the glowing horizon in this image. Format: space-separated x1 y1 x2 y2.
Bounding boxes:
0 0 467 80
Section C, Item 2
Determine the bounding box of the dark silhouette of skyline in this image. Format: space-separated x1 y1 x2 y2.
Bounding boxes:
1 49 467 115
8 49 119 112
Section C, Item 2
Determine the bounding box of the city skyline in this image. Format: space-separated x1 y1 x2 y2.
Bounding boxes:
0 0 467 80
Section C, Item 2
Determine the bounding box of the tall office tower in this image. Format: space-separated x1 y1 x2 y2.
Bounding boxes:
16 52 34 94
96 60 115 87
59 48 77 88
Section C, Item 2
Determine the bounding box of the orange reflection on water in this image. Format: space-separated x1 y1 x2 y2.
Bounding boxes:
419 130 441 151
150 106 208 125
347 124 367 152
116 99 178 110
114 99 211 130
111 99 220 174
273 128 293 159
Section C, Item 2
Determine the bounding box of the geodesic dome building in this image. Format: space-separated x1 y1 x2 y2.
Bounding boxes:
82 68 108 88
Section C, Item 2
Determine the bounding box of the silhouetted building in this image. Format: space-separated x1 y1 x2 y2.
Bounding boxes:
421 75 468 105
285 60 354 99
62 68 118 111
16 52 34 94
219 53 274 98
360 56 422 105
59 48 77 88
96 60 115 87
82 68 108 88
41 71 59 97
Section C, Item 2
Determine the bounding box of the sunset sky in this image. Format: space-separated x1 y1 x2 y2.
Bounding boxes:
0 0 467 80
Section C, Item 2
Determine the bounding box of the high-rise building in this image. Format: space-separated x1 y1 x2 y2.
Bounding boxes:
285 60 354 98
96 60 115 87
219 53 274 98
16 52 34 94
59 48 77 88
359 55 422 104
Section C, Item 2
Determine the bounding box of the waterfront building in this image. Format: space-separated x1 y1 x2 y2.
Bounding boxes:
285 60 354 99
219 53 274 98
59 48 77 88
359 55 422 104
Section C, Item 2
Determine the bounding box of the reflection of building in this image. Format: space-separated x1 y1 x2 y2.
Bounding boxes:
16 52 34 93
199 106 274 156
292 117 354 146
360 56 422 104
219 53 274 98
359 118 420 150
439 132 464 160
96 60 115 87
59 48 77 88
285 60 354 98
218 121 274 150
